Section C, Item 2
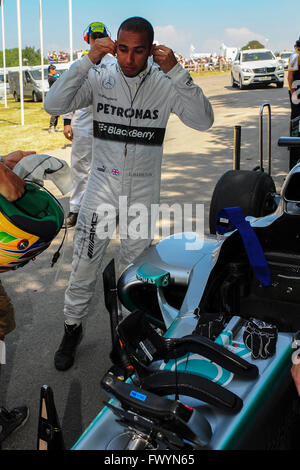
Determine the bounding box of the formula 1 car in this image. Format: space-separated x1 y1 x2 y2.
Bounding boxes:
38 106 300 450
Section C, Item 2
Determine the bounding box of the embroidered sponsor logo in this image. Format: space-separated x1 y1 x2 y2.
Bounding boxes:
98 93 117 102
97 102 159 120
93 120 165 146
87 212 98 259
97 165 106 172
129 171 152 177
185 77 194 87
102 76 116 89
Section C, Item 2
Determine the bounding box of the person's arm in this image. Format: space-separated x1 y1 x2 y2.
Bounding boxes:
44 37 116 117
62 112 74 141
44 55 94 116
0 150 35 200
2 150 35 170
153 45 214 131
288 52 299 94
288 70 295 93
64 124 73 141
291 363 300 396
0 163 26 201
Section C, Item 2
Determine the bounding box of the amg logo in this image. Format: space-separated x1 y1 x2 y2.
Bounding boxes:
87 212 98 259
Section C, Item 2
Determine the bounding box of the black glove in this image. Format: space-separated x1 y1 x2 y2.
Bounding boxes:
243 318 278 359
193 313 226 340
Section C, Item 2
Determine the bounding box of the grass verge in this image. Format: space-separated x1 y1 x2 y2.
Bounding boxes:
190 70 230 78
0 96 68 154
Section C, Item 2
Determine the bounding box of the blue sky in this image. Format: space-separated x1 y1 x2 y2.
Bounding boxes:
0 0 298 57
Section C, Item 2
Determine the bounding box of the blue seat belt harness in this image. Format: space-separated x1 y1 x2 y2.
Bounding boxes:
215 206 272 287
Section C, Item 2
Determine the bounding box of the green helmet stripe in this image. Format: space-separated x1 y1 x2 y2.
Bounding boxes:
0 231 18 243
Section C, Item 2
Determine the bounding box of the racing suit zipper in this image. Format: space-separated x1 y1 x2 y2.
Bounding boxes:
119 66 152 205
119 66 152 159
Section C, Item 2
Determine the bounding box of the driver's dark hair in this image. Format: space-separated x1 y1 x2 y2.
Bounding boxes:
117 17 154 46
90 32 107 41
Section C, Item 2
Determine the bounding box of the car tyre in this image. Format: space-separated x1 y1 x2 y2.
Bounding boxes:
32 91 38 102
209 169 276 234
14 91 20 102
276 82 284 88
231 73 237 88
238 75 246 90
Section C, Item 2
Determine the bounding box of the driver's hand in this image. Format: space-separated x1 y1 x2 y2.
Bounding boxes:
0 164 26 201
88 37 116 64
152 45 178 73
3 150 36 170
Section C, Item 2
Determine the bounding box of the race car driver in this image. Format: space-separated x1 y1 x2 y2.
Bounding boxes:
44 16 214 371
62 22 115 228
288 37 300 120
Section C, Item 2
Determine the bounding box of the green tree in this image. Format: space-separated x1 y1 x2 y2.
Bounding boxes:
242 40 265 50
0 46 47 67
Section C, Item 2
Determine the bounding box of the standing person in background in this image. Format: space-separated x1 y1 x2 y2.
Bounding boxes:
288 37 300 121
62 22 114 228
47 65 60 133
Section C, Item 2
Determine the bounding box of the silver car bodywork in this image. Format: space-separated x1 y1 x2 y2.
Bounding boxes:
71 163 300 451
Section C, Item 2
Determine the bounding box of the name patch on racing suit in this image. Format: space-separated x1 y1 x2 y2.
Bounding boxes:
93 120 165 146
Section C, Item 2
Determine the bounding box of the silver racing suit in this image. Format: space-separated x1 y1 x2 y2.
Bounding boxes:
61 55 116 214
44 54 214 322
62 106 93 213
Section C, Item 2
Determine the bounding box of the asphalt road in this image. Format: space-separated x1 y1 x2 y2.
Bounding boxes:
0 72 291 450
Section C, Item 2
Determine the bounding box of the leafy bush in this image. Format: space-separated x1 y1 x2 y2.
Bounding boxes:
0 47 47 67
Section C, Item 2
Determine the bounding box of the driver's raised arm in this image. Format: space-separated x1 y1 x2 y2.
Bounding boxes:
44 54 94 116
168 62 214 131
44 37 116 117
152 44 214 131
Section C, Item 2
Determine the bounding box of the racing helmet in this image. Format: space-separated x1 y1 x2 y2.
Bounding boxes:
0 182 64 273
83 21 109 44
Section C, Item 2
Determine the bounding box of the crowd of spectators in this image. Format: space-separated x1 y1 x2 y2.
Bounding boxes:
47 49 93 64
47 50 69 63
46 48 232 72
176 52 232 72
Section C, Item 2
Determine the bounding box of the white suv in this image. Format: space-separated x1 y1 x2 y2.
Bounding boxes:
231 49 285 89
278 51 293 69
